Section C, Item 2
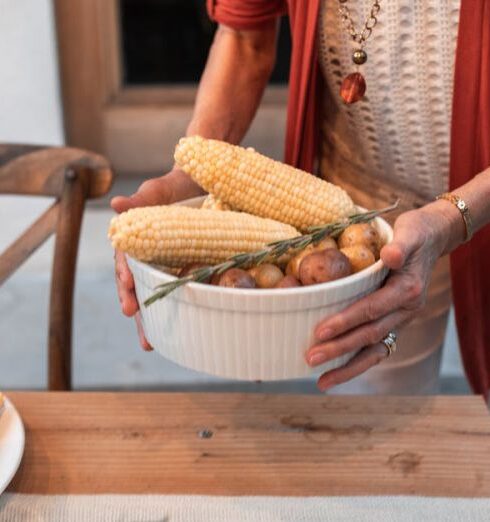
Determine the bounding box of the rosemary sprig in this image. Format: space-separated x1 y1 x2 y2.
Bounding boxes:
143 200 399 306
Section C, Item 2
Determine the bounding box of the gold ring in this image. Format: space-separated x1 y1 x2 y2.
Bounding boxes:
381 331 397 357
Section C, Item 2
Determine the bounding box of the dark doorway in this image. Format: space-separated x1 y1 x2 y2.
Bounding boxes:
120 0 292 85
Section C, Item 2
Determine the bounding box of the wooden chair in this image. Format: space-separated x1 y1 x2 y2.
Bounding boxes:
0 145 113 390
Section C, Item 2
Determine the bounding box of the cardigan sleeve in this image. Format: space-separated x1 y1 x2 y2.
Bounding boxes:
207 0 288 30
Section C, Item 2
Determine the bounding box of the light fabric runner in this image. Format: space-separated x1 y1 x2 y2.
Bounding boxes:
1 494 490 521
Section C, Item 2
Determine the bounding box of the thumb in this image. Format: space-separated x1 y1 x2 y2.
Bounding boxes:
380 222 416 270
111 192 149 214
111 177 174 214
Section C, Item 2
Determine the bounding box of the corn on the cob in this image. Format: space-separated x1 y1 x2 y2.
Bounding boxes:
109 205 299 267
174 136 356 231
201 194 233 211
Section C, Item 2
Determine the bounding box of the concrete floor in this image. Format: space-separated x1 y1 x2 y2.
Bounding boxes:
0 189 470 393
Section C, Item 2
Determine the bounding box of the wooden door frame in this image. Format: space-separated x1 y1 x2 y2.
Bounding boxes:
54 0 287 176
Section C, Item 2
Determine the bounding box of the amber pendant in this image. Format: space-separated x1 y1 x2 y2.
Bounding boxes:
340 72 366 104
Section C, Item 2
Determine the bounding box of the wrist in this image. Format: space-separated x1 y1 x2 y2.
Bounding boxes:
421 199 466 256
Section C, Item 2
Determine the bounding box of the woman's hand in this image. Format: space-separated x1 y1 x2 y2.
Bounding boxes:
305 204 458 391
111 167 204 351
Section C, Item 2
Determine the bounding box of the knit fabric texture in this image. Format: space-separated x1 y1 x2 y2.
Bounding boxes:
318 0 461 201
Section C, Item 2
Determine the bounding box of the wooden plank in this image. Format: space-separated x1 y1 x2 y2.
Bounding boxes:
6 393 490 497
0 146 112 198
0 144 45 167
0 203 58 285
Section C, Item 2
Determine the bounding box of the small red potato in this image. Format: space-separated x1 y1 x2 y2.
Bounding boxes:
247 266 261 279
299 249 352 286
286 236 338 279
210 271 222 285
286 247 314 279
217 268 256 288
340 245 376 273
311 236 338 252
338 223 382 259
252 264 284 288
274 275 302 288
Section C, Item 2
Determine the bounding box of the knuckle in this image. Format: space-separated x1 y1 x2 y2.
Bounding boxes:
122 295 137 317
410 296 425 312
334 340 353 358
116 265 133 289
407 287 426 313
120 302 129 315
333 315 348 333
403 276 424 301
358 329 374 347
371 322 385 342
365 325 382 346
373 345 387 365
363 301 381 323
139 179 157 192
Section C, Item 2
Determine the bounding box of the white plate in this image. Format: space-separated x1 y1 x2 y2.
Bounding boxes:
0 397 25 495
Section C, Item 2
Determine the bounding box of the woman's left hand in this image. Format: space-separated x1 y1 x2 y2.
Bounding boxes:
305 205 455 392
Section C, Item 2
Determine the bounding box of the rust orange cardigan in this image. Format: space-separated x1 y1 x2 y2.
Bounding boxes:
207 0 490 396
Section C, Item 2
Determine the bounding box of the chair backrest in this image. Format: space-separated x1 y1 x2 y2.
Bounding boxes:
0 144 113 390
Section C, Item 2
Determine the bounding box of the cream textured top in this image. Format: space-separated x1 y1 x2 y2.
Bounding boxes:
317 0 461 208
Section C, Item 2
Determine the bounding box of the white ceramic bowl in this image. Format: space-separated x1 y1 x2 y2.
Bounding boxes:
128 197 393 381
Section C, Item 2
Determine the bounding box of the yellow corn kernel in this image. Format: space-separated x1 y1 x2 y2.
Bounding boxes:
108 205 299 267
175 136 356 231
201 194 233 211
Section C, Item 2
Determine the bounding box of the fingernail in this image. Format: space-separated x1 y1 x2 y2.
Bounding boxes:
317 327 333 341
308 352 327 367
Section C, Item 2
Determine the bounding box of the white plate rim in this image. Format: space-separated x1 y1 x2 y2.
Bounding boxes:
0 397 25 496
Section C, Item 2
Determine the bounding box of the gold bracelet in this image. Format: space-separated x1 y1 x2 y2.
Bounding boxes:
436 192 473 242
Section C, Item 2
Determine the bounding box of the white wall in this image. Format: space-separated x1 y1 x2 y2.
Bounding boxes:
0 0 64 145
0 0 63 277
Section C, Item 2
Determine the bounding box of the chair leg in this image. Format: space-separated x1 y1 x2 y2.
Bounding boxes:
48 167 88 390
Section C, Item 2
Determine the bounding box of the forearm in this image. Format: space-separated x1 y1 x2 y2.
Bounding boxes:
423 167 490 255
166 23 278 199
186 23 278 143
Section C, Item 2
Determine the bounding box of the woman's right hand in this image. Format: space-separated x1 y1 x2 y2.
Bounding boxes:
111 167 204 350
